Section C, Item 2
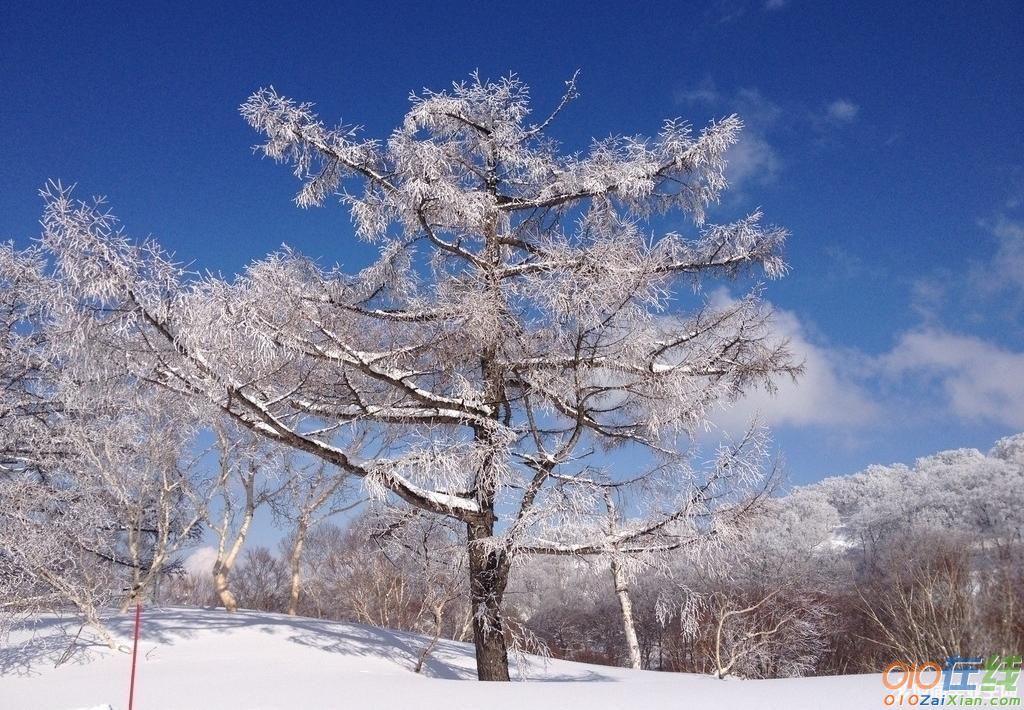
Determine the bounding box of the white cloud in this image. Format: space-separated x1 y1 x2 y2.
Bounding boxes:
725 132 782 189
184 546 219 576
825 98 859 123
712 295 878 432
675 77 721 105
974 216 1024 296
677 84 783 191
764 0 788 9
879 328 1024 429
711 298 1024 436
732 87 783 125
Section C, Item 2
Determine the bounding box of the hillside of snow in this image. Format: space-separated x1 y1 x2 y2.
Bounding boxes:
1 607 884 709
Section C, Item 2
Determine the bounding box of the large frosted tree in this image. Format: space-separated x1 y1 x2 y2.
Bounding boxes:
40 72 797 680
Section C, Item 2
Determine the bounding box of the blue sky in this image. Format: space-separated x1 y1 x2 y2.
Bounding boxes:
3 0 1023 494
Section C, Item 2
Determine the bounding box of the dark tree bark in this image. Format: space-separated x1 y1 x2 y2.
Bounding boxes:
467 520 511 681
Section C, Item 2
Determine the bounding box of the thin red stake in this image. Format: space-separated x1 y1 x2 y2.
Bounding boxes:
128 601 142 710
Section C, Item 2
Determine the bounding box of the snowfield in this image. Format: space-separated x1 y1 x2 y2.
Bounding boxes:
1 607 887 709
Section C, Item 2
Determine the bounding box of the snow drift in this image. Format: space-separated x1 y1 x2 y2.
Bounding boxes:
0 607 887 709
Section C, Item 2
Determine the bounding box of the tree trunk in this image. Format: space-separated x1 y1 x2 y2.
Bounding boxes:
714 604 734 679
119 590 136 614
415 604 444 674
610 558 642 670
119 526 142 613
457 606 474 642
213 562 239 613
152 570 162 606
286 518 308 616
467 521 511 681
604 493 642 670
211 462 256 614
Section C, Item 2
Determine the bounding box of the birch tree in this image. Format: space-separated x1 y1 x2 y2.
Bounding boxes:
38 72 797 679
208 426 283 612
604 492 643 670
271 460 361 615
562 428 777 670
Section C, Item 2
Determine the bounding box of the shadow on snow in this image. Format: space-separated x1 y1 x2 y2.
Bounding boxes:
0 607 616 683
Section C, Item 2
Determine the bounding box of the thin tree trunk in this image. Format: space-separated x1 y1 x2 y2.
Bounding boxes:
213 473 256 613
457 606 474 642
604 492 642 670
152 569 161 606
286 518 309 616
714 606 730 678
467 520 511 681
119 526 142 613
415 605 444 674
610 558 642 669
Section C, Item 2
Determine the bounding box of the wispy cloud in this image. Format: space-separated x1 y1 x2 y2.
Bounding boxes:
825 98 860 123
911 196 1024 326
708 0 791 22
972 215 1024 297
707 0 750 24
909 273 952 321
677 80 865 192
674 77 721 105
710 292 878 432
725 133 782 189
712 291 1024 436
878 328 1024 429
676 81 783 192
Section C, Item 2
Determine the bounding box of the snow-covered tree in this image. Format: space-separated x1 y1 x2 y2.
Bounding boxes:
652 487 837 678
808 435 1024 670
0 244 109 637
37 72 796 679
0 243 55 480
85 399 207 612
0 243 209 637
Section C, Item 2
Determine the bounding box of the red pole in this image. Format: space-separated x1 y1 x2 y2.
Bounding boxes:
128 601 141 710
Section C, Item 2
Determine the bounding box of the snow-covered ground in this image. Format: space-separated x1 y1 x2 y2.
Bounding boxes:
2 607 885 709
